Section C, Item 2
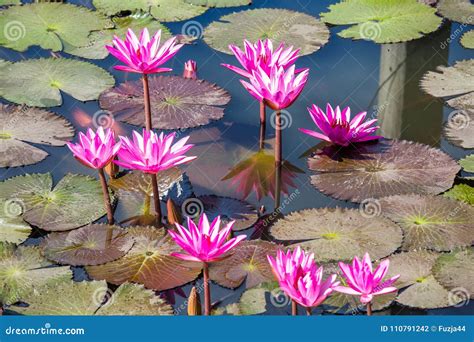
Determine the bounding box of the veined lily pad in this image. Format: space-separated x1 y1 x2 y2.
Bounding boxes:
421 60 474 114
99 76 229 130
0 243 72 306
386 251 461 309
0 199 31 244
460 154 474 173
443 110 474 149
461 30 474 49
203 9 329 56
379 195 474 251
209 240 278 289
0 104 74 167
0 3 110 52
92 0 208 22
86 226 202 291
64 15 171 60
13 280 173 315
269 208 403 263
320 0 442 43
444 184 474 206
185 0 251 6
0 58 115 107
0 173 111 231
437 0 474 24
41 224 134 266
308 140 460 202
433 248 474 299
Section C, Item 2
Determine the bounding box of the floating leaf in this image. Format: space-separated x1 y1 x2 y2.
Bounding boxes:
461 30 474 49
437 0 474 24
421 60 474 113
443 110 474 149
0 173 110 231
386 251 460 309
379 195 474 251
0 3 110 52
444 184 474 205
209 240 278 289
0 0 20 5
99 75 229 130
204 9 329 56
323 291 397 315
192 195 258 231
0 104 74 167
64 15 171 60
41 225 134 266
0 243 72 305
433 248 474 299
0 58 114 108
185 0 250 6
92 0 208 22
0 199 31 244
269 208 403 263
86 226 202 291
308 140 460 202
320 0 442 43
460 154 474 173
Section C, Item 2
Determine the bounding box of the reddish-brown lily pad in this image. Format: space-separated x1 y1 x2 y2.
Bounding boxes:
99 75 230 130
209 240 279 289
308 140 460 202
41 224 134 266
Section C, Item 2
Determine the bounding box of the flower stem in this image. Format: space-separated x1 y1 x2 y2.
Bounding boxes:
142 74 152 131
259 101 266 150
274 110 282 209
291 299 298 316
306 307 312 316
98 168 114 225
366 302 372 316
150 173 162 227
203 263 211 315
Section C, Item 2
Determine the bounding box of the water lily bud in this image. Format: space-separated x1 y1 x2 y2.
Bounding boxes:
167 198 183 225
187 286 202 316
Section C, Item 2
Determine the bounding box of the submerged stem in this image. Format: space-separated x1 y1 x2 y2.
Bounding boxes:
291 300 298 316
142 74 152 131
274 110 282 209
259 101 266 150
98 168 114 225
306 307 312 316
150 173 162 227
203 263 211 316
366 302 372 316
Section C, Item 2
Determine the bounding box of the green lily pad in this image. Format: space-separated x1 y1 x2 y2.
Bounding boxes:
64 15 171 60
379 195 474 252
0 242 72 306
0 58 115 107
437 0 474 24
184 0 251 7
86 226 202 291
203 8 330 56
0 199 31 244
386 251 461 309
323 291 397 315
269 208 403 263
460 154 474 173
209 240 278 289
99 75 230 130
0 3 110 52
41 224 134 266
0 104 74 167
0 0 20 5
461 30 474 49
308 140 460 202
444 184 474 206
92 0 208 22
433 248 474 299
0 173 111 231
320 0 442 43
421 60 474 114
13 280 173 315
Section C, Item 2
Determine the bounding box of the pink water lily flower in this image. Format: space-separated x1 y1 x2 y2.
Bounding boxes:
299 104 382 146
169 214 246 263
268 247 339 310
67 127 121 170
241 65 309 110
335 253 400 304
115 129 196 174
106 28 183 74
222 39 300 78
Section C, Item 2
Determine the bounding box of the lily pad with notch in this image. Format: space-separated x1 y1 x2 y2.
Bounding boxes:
0 173 111 231
0 199 32 244
308 140 460 202
437 0 474 24
203 8 330 56
0 104 74 168
269 208 403 263
99 75 230 130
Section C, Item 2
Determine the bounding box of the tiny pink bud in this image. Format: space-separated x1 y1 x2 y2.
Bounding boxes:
183 60 197 80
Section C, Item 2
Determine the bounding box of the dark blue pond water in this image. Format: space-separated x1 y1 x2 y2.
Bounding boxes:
1 0 473 315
